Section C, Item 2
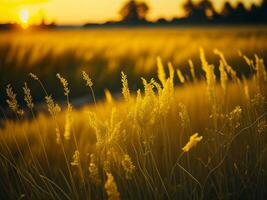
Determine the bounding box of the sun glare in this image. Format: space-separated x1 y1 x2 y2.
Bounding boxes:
19 9 29 29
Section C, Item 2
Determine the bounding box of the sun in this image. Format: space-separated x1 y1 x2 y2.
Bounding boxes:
19 9 30 29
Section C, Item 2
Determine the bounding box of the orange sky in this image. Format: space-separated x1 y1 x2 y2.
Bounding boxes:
0 0 262 25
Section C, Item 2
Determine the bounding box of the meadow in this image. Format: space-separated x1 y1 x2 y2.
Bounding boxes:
1 26 267 106
0 27 267 199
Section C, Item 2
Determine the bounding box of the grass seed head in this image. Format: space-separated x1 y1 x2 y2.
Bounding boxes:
105 173 120 200
56 73 70 96
23 82 34 109
182 133 203 152
82 71 93 87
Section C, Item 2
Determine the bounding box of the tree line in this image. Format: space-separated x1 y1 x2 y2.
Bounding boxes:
115 0 267 25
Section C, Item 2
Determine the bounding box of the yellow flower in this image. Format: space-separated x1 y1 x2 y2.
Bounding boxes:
182 133 203 152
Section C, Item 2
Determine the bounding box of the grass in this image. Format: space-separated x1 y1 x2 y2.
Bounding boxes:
0 49 266 199
1 26 267 106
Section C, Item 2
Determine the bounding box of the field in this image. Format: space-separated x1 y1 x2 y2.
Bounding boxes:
1 26 267 105
0 27 267 199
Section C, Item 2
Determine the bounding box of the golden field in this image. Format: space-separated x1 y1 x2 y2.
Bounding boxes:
0 50 267 199
1 27 267 105
0 28 267 199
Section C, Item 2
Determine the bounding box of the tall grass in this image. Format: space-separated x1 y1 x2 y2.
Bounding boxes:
1 27 267 106
0 50 266 199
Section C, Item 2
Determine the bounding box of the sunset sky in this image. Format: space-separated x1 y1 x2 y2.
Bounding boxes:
0 0 262 25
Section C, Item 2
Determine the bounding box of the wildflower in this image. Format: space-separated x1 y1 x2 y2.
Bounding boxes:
71 150 80 166
182 133 203 152
23 82 34 109
105 173 120 200
157 56 166 86
56 73 70 96
82 71 93 87
88 154 101 185
177 69 185 84
121 71 130 101
121 154 135 180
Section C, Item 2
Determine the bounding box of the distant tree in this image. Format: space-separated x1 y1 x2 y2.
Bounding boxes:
137 2 149 20
183 0 195 17
197 0 216 19
249 3 261 22
183 0 215 21
259 0 267 21
234 2 247 22
119 0 149 23
221 2 235 17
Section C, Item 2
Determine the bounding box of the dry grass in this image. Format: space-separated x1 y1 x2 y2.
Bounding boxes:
0 50 267 200
1 26 267 105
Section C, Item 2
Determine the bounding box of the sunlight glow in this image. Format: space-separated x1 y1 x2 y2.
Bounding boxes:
0 0 262 25
19 9 29 29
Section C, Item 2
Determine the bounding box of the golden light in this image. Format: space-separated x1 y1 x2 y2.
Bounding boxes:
19 9 29 29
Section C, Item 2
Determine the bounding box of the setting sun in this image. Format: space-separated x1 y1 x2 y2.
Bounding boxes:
19 9 29 29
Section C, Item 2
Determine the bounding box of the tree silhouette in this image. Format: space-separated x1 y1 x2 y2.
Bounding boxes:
182 0 216 21
260 0 267 21
235 2 247 20
248 3 260 22
221 2 234 17
183 0 195 17
197 0 215 19
119 0 149 23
